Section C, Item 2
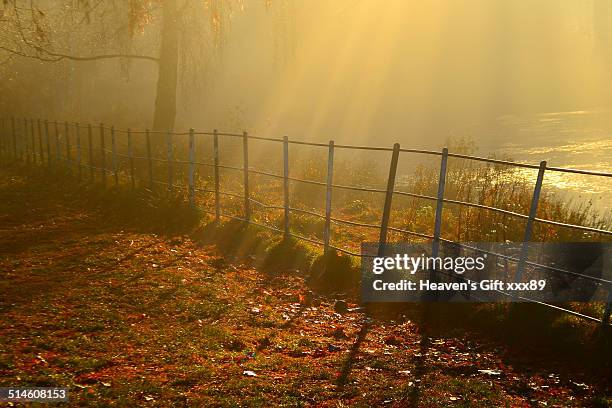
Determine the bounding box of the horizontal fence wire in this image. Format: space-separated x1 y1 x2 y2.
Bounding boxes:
2 117 611 237
1 116 611 326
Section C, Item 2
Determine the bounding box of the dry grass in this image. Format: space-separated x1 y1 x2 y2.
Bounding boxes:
1 164 611 407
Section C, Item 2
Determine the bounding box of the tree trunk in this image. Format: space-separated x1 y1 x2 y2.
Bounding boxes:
152 0 179 132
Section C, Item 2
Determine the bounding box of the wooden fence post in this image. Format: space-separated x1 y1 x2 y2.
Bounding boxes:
283 136 290 239
146 129 153 189
324 141 335 254
65 121 71 164
44 120 50 166
37 119 44 164
432 148 449 259
76 123 82 180
514 161 546 284
213 129 220 223
127 129 135 189
100 124 106 187
377 143 400 257
243 131 251 221
111 126 118 186
167 130 173 193
88 124 94 180
188 128 195 208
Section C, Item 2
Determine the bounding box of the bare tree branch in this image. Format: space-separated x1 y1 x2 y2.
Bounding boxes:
0 45 159 63
43 48 159 62
0 45 62 61
3 1 159 64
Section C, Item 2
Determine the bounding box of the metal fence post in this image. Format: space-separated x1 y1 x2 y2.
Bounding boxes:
127 129 135 189
111 126 118 186
30 119 35 163
243 131 251 221
432 148 449 259
283 136 290 239
324 140 335 254
2 118 6 158
3 118 7 157
213 129 220 223
0 118 3 158
44 120 50 166
378 143 400 257
166 130 173 193
18 119 23 160
0 118 3 159
76 123 82 180
4 118 8 158
11 117 17 159
146 129 153 188
54 121 60 163
2 118 5 158
17 119 23 160
37 119 44 164
514 161 546 284
5 118 9 158
100 124 106 187
3 118 7 158
23 120 29 164
0 118 4 158
88 124 94 180
188 128 195 207
65 121 71 164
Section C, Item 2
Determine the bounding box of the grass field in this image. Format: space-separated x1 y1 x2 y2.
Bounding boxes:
0 164 610 407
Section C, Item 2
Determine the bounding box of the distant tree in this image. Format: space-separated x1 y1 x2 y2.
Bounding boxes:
0 0 270 132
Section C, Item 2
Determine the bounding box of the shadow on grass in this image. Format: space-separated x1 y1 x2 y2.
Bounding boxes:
336 319 371 387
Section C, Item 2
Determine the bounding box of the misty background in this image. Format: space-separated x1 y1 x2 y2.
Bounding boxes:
1 0 611 210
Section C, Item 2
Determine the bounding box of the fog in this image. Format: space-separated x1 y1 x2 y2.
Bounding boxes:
2 0 612 153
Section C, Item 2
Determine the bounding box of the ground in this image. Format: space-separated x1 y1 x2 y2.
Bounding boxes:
0 165 610 407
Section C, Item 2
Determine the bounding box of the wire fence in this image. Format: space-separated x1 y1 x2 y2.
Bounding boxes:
1 117 611 326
